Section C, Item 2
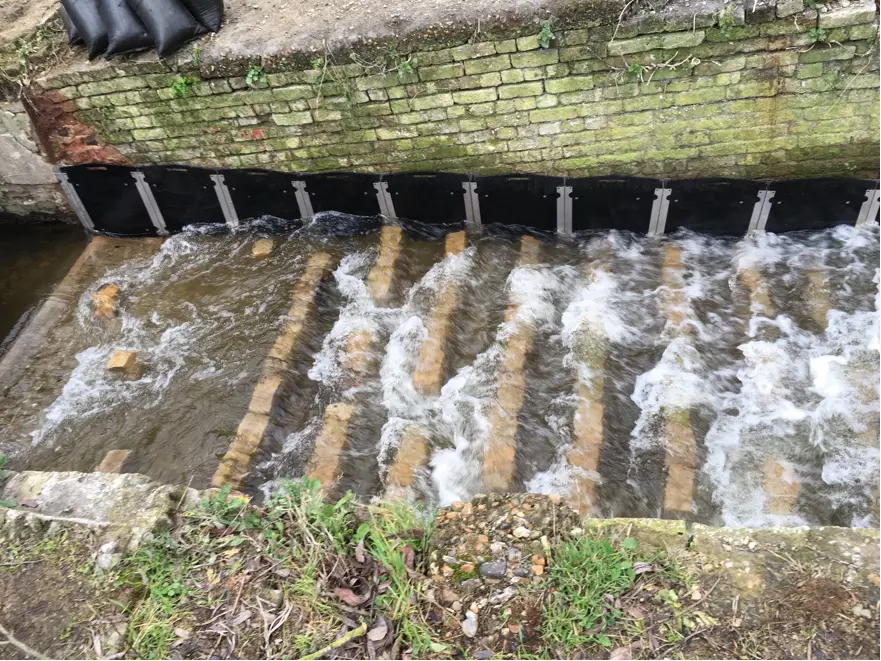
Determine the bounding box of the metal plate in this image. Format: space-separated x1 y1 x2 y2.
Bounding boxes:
472 174 559 231
61 164 156 237
140 165 226 232
568 176 659 233
764 178 878 233
382 172 468 225
300 172 380 217
664 179 763 236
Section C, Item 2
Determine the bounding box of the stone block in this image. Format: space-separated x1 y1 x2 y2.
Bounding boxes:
95 450 132 474
452 89 498 104
819 1 877 28
545 76 594 93
452 42 497 61
464 55 512 75
107 350 141 379
608 31 705 56
776 0 803 18
92 283 120 319
510 50 560 68
419 63 464 82
498 82 545 99
799 45 857 63
252 238 274 257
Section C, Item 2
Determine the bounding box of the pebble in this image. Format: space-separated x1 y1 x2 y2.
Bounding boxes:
461 578 482 593
460 563 475 573
507 547 522 564
452 601 463 612
479 560 507 579
490 586 518 605
462 611 478 637
512 526 531 538
532 564 545 576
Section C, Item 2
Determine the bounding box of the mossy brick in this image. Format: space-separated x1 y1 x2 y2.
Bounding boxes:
570 59 613 74
459 72 502 89
510 49 560 68
834 73 878 90
273 111 314 126
544 75 595 93
819 4 877 29
355 70 418 91
559 45 596 63
498 82 544 99
452 42 496 61
446 105 466 118
485 112 529 128
694 56 747 75
410 93 455 110
608 31 705 56
357 102 393 116
622 94 673 111
419 63 465 81
795 63 825 79
395 108 447 124
536 94 560 108
367 88 389 101
78 77 148 96
673 88 727 106
600 83 639 99
313 108 344 121
537 121 562 135
406 80 460 97
507 136 554 151
705 25 762 42
726 80 778 98
415 120 459 135
266 72 301 86
529 106 580 123
558 29 590 47
848 24 879 41
414 48 454 66
799 45 856 64
448 88 496 104
559 89 598 105
413 135 453 149
516 35 542 51
460 101 497 116
459 117 488 132
131 128 169 141
514 96 538 112
495 126 519 138
463 55 512 75
73 97 93 110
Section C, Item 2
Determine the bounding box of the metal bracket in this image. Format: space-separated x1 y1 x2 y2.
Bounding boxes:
747 189 776 233
292 180 314 221
55 170 95 232
210 174 240 229
373 181 397 219
556 185 573 236
855 188 880 227
131 171 168 235
462 181 481 230
648 187 671 236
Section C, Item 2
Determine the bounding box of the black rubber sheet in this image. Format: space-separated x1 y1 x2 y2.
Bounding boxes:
58 163 879 237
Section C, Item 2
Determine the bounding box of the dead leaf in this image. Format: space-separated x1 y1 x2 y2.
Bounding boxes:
624 605 647 620
400 545 415 571
633 562 654 575
334 586 371 606
355 539 366 564
231 610 252 627
610 641 643 660
174 628 191 639
367 622 388 642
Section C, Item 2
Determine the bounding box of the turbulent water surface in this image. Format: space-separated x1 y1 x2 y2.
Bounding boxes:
5 216 878 528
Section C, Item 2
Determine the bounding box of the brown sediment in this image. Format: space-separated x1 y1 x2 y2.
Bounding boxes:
212 252 334 489
483 235 542 492
367 225 404 304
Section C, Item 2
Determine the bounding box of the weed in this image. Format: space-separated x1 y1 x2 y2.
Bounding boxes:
805 0 818 9
192 46 200 67
538 21 555 49
169 75 195 99
808 27 827 44
542 535 640 651
246 64 268 87
625 62 642 76
0 453 13 508
718 3 736 38
311 56 325 70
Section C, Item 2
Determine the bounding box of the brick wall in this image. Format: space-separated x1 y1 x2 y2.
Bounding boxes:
32 0 881 180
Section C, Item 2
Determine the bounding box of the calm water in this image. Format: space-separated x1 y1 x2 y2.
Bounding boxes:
0 223 87 355
3 216 878 528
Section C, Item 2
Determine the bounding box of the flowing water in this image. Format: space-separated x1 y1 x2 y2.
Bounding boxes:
3 216 878 529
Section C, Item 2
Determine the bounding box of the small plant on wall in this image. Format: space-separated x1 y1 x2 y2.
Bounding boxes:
169 75 195 98
246 64 268 88
538 21 554 49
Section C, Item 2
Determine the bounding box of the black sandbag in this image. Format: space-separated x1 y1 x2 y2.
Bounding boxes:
59 5 84 46
99 0 152 59
178 0 223 32
61 0 108 59
127 0 207 58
